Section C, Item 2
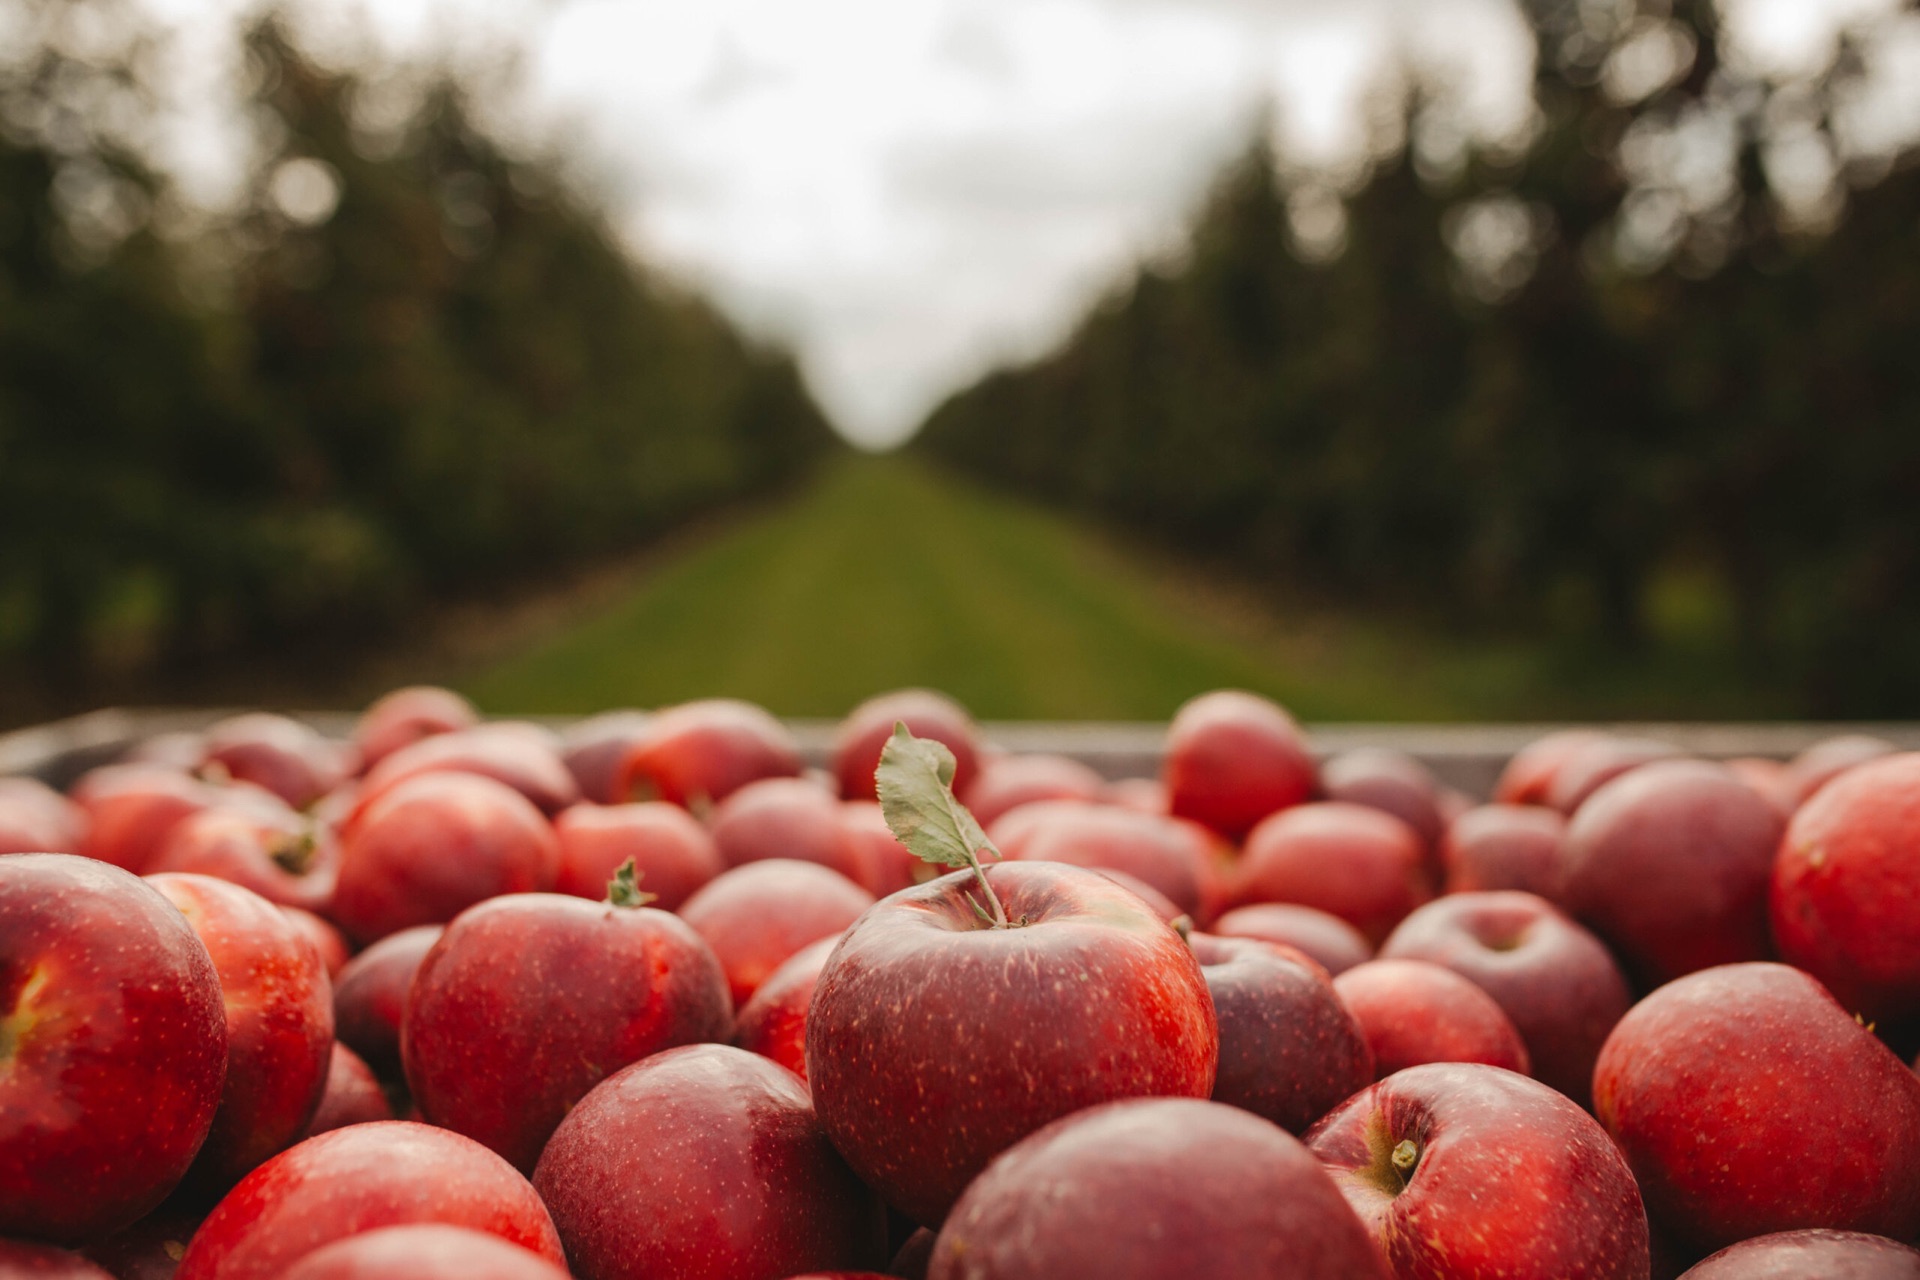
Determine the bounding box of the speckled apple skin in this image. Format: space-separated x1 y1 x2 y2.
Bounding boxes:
533 1044 889 1280
403 891 732 1172
1308 1063 1650 1279
278 1224 570 1280
1679 1229 1920 1278
1334 959 1532 1079
932 1098 1391 1280
1189 933 1373 1134
1773 753 1920 1024
0 1238 118 1279
1594 963 1920 1252
680 860 874 1008
175 1121 563 1280
331 773 559 945
147 872 334 1191
805 861 1219 1227
331 924 442 1079
1 853 227 1243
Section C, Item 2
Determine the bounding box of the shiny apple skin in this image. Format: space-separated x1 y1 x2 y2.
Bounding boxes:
199 713 350 810
1334 959 1531 1080
146 873 335 1193
354 686 479 772
175 1122 564 1280
147 807 339 914
533 1044 889 1280
930 1097 1391 1280
1440 804 1567 900
680 860 876 1008
331 924 442 1080
0 777 86 855
353 723 578 817
1162 690 1317 842
960 754 1106 828
1189 933 1373 1134
1 854 228 1244
614 698 804 807
806 861 1218 1227
1593 962 1920 1253
710 777 869 883
403 891 732 1172
279 1225 570 1280
1772 753 1920 1024
1237 802 1433 944
552 800 722 910
1308 1063 1650 1279
331 773 558 945
734 935 837 1082
998 803 1210 920
1210 902 1373 975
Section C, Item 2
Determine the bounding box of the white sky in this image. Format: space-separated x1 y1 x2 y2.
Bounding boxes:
135 0 1907 447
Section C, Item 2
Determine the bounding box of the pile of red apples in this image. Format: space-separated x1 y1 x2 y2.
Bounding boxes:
5 688 1920 1280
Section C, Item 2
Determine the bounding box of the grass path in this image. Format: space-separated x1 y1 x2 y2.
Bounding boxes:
461 453 1786 722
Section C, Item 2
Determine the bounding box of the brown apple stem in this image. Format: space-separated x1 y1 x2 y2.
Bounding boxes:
1391 1139 1421 1181
270 829 318 876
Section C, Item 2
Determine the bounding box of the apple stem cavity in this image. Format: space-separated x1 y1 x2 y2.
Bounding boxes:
606 858 659 909
270 828 319 876
877 722 1013 929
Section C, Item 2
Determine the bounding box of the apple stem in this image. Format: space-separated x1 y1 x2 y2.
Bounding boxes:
1391 1139 1421 1182
606 858 658 909
875 723 1016 929
270 828 318 876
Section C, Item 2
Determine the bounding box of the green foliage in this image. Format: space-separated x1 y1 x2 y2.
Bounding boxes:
916 2 1920 716
0 9 835 704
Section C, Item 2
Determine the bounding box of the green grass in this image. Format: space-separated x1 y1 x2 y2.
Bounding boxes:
461 453 1790 722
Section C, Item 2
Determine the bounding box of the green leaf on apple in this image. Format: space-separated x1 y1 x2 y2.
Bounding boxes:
878 723 1011 927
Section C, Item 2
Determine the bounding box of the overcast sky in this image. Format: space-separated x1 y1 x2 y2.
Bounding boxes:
138 0 1910 447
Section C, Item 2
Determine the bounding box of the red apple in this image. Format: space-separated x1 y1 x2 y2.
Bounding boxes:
1236 802 1432 944
1101 776 1167 814
1724 756 1795 817
679 859 876 1008
1189 933 1373 1134
0 777 86 855
835 690 981 803
1679 1229 1920 1278
1162 690 1317 842
354 722 578 818
1379 891 1631 1106
147 807 338 913
174 1122 564 1280
1307 1063 1650 1278
353 686 479 772
1545 736 1682 815
199 714 350 810
558 710 653 804
303 1043 393 1138
1210 902 1373 975
0 1240 116 1278
147 873 335 1192
997 802 1210 919
533 1044 889 1280
1440 803 1567 900
710 777 869 883
1772 752 1920 1024
1593 962 1920 1251
614 698 803 807
1784 734 1899 808
959 754 1106 828
72 764 229 872
1562 760 1781 988
331 924 442 1081
838 800 925 897
280 1225 569 1280
551 800 722 909
331 773 558 945
806 861 1217 1226
402 880 732 1173
930 1097 1390 1280
1333 959 1531 1079
733 935 838 1082
1320 748 1443 851
1493 729 1607 807
1 854 227 1243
